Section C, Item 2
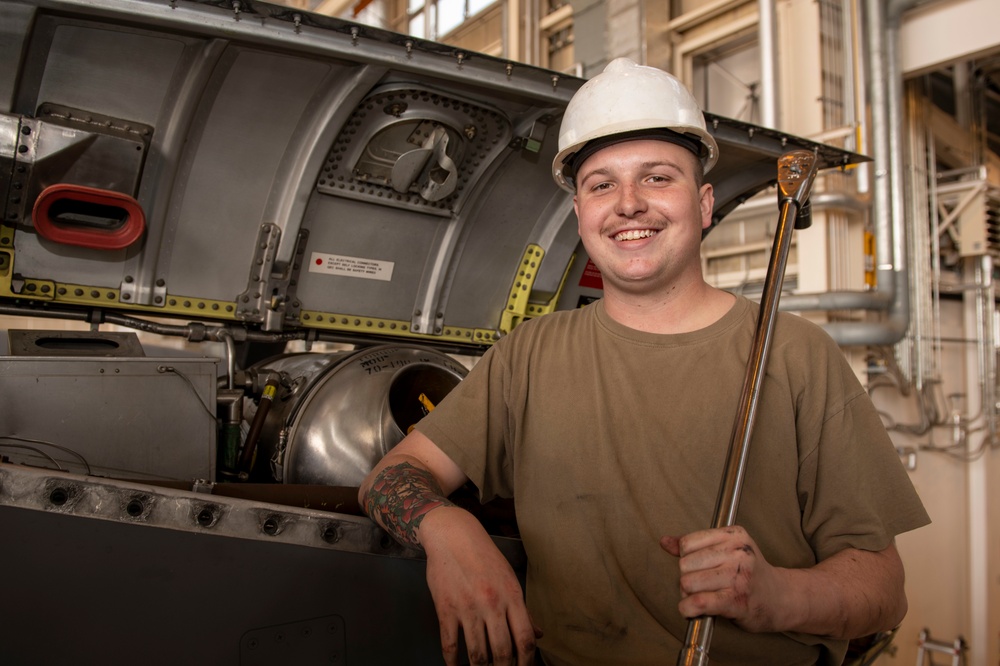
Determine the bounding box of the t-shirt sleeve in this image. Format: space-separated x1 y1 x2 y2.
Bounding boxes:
414 340 516 502
796 337 930 561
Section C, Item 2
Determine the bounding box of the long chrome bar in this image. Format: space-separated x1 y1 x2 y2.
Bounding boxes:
677 150 819 666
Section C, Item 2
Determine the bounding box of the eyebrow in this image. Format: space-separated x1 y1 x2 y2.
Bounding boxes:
579 159 688 184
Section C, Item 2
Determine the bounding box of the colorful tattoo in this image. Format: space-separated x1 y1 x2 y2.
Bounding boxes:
363 462 455 548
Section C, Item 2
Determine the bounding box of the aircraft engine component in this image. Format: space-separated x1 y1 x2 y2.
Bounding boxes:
247 344 468 487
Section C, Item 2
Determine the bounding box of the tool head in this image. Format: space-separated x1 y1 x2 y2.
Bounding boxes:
776 149 819 205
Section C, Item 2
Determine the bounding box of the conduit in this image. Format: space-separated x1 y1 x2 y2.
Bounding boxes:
774 0 917 347
758 0 779 129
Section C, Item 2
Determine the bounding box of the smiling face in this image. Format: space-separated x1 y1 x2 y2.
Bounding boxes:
573 139 714 303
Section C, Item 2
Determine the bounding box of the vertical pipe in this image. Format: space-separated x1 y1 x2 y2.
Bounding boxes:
217 388 244 476
639 0 647 64
826 0 835 129
801 0 909 347
757 0 778 128
217 329 236 389
964 257 990 665
904 83 927 389
883 6 908 279
862 0 894 276
840 0 857 148
981 255 996 443
239 376 280 473
849 0 869 192
928 127 944 387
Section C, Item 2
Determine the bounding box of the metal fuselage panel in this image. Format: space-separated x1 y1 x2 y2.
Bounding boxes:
0 0 581 345
0 0 863 346
0 463 527 665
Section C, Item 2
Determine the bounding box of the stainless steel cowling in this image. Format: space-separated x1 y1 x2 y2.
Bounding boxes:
248 345 468 486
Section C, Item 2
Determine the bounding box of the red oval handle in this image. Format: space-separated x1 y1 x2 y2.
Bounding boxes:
32 184 145 250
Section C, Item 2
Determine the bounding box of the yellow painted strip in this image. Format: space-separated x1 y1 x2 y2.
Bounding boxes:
11 278 58 301
298 309 495 344
159 294 238 317
500 244 545 334
0 224 14 251
0 275 242 319
499 246 577 333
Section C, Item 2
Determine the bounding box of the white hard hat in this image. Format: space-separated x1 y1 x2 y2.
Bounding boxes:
552 58 720 192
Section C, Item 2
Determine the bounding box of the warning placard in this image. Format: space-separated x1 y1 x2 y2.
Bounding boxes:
578 258 604 290
308 252 394 282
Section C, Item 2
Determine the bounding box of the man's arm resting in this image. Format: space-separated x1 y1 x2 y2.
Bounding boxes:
358 430 469 548
358 430 541 666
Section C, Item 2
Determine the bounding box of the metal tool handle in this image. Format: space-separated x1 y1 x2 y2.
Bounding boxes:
676 149 819 666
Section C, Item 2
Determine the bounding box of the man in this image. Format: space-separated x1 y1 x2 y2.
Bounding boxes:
359 58 929 666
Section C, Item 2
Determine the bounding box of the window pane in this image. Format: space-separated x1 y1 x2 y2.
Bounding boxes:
408 0 424 11
694 42 761 121
409 13 425 39
468 0 496 16
437 0 464 36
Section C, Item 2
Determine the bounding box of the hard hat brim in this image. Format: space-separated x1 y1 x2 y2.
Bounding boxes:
552 124 719 193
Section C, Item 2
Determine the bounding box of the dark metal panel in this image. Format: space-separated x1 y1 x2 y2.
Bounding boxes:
0 504 447 665
0 464 525 665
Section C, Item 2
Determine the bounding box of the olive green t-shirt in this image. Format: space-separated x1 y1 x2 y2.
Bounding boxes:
417 296 929 666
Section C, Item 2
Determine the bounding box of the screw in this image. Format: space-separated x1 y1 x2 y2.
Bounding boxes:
49 488 69 506
262 517 280 536
126 499 145 517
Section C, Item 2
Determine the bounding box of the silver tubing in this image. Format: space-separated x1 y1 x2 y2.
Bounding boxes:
758 0 778 128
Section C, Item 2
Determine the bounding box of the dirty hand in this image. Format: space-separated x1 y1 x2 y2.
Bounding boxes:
422 506 543 666
660 526 789 632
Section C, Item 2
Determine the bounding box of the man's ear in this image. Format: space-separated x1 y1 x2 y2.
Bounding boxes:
699 183 715 231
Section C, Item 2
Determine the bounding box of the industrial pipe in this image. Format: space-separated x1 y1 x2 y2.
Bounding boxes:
239 374 281 474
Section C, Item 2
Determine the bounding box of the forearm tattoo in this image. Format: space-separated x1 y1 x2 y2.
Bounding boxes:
363 462 455 548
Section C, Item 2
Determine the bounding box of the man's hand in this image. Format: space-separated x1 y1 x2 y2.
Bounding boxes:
660 526 787 632
660 527 908 639
358 431 542 665
421 506 542 666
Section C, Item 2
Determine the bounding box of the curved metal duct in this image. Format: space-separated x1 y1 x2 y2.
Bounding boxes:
246 344 469 487
775 0 921 346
